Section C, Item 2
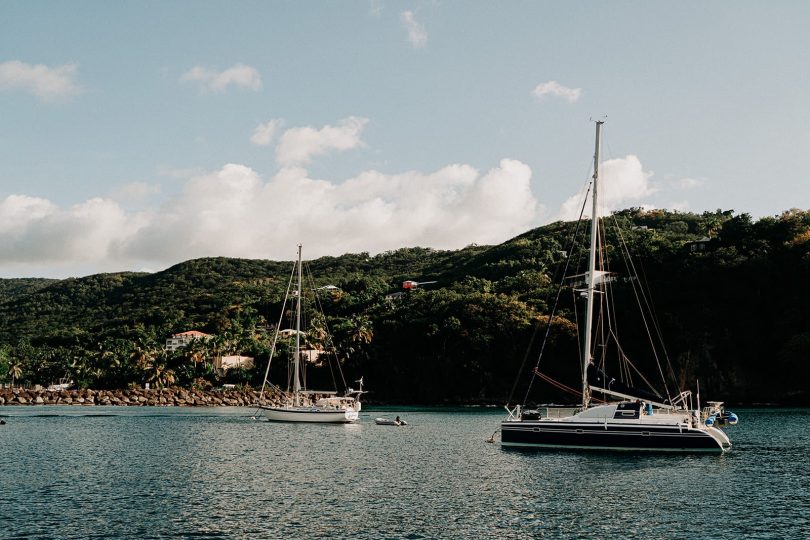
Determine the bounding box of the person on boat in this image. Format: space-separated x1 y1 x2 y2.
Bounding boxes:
395 416 402 426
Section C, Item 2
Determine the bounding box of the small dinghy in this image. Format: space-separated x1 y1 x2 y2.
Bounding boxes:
375 417 407 426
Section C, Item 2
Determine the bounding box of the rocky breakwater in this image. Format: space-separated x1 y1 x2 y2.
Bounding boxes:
0 387 283 407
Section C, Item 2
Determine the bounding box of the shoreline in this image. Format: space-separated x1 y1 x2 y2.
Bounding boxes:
1 388 806 408
0 387 276 407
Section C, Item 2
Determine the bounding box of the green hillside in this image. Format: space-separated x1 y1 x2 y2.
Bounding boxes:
1 208 808 404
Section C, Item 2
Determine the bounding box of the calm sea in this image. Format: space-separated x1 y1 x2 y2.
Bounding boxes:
0 406 807 539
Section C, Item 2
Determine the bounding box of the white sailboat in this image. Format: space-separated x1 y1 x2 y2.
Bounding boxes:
501 121 738 452
259 245 363 423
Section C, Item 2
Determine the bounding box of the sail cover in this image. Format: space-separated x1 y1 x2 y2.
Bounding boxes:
587 363 663 403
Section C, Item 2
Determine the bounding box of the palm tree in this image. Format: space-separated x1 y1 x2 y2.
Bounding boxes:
146 362 176 390
129 343 155 372
8 358 23 387
143 351 176 391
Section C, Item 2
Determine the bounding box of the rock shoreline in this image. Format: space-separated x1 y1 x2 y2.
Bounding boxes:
0 387 281 407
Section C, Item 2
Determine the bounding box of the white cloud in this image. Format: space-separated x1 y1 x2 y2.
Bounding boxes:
0 159 543 275
557 155 655 219
0 195 136 265
676 177 704 189
0 60 82 101
276 117 368 166
180 63 262 93
250 118 284 147
532 80 582 103
110 182 162 202
401 11 428 48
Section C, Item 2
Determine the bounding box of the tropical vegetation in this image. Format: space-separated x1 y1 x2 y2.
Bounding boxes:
0 208 808 404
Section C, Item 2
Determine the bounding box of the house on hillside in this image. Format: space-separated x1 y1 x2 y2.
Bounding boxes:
216 355 255 371
685 237 712 253
165 330 211 352
278 328 324 364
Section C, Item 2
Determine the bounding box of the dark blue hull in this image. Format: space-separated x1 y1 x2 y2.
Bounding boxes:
501 420 726 453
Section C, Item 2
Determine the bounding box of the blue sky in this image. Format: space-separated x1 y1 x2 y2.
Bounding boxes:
1 1 808 278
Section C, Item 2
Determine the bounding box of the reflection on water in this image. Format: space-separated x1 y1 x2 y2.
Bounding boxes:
0 407 807 539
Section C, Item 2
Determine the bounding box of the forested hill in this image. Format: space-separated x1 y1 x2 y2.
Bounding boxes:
1 208 808 405
0 277 58 303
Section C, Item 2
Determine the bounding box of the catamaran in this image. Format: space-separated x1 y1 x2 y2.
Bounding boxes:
259 245 364 423
500 121 737 452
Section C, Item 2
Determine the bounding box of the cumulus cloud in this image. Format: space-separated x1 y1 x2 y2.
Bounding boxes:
0 159 542 275
0 60 82 101
250 118 283 147
532 80 582 103
557 155 655 220
276 117 368 166
401 11 428 48
0 195 137 266
180 63 262 93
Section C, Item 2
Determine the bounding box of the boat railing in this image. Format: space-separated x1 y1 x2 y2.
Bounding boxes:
669 390 693 409
541 407 581 419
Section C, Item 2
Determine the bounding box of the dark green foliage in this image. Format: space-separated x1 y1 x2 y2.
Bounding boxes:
0 278 58 303
0 208 808 404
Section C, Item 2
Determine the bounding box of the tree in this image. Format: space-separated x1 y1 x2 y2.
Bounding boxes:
8 357 23 387
142 351 176 390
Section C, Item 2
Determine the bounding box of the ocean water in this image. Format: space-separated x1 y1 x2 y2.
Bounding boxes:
0 406 807 539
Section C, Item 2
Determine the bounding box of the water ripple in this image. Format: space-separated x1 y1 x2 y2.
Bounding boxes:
0 406 807 538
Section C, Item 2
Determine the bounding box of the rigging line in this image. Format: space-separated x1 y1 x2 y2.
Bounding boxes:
533 369 582 397
511 182 592 408
258 262 297 403
608 330 662 397
594 207 611 373
518 186 591 407
603 218 631 385
615 217 678 394
614 222 669 398
572 287 582 366
308 267 350 392
303 262 346 391
610 215 675 403
626 234 680 390
533 369 607 403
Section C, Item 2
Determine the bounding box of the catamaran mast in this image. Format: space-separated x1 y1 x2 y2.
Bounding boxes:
293 244 303 406
582 120 603 409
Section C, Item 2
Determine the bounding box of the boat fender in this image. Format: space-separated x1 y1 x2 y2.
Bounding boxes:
726 412 738 425
646 403 653 416
705 415 716 427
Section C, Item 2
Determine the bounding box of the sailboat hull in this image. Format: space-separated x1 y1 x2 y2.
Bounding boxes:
501 420 729 453
261 406 359 423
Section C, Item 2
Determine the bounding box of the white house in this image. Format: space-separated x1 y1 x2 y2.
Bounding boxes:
165 330 211 352
216 355 255 371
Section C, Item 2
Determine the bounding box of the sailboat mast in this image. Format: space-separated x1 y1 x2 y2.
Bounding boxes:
293 244 303 406
582 120 603 409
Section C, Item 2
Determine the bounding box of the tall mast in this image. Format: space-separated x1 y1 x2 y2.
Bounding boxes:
582 120 603 409
293 244 302 406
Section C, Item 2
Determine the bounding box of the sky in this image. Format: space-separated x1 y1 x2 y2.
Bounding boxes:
1 1 809 278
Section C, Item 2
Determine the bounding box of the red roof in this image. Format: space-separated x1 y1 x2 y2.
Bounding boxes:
172 330 210 338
